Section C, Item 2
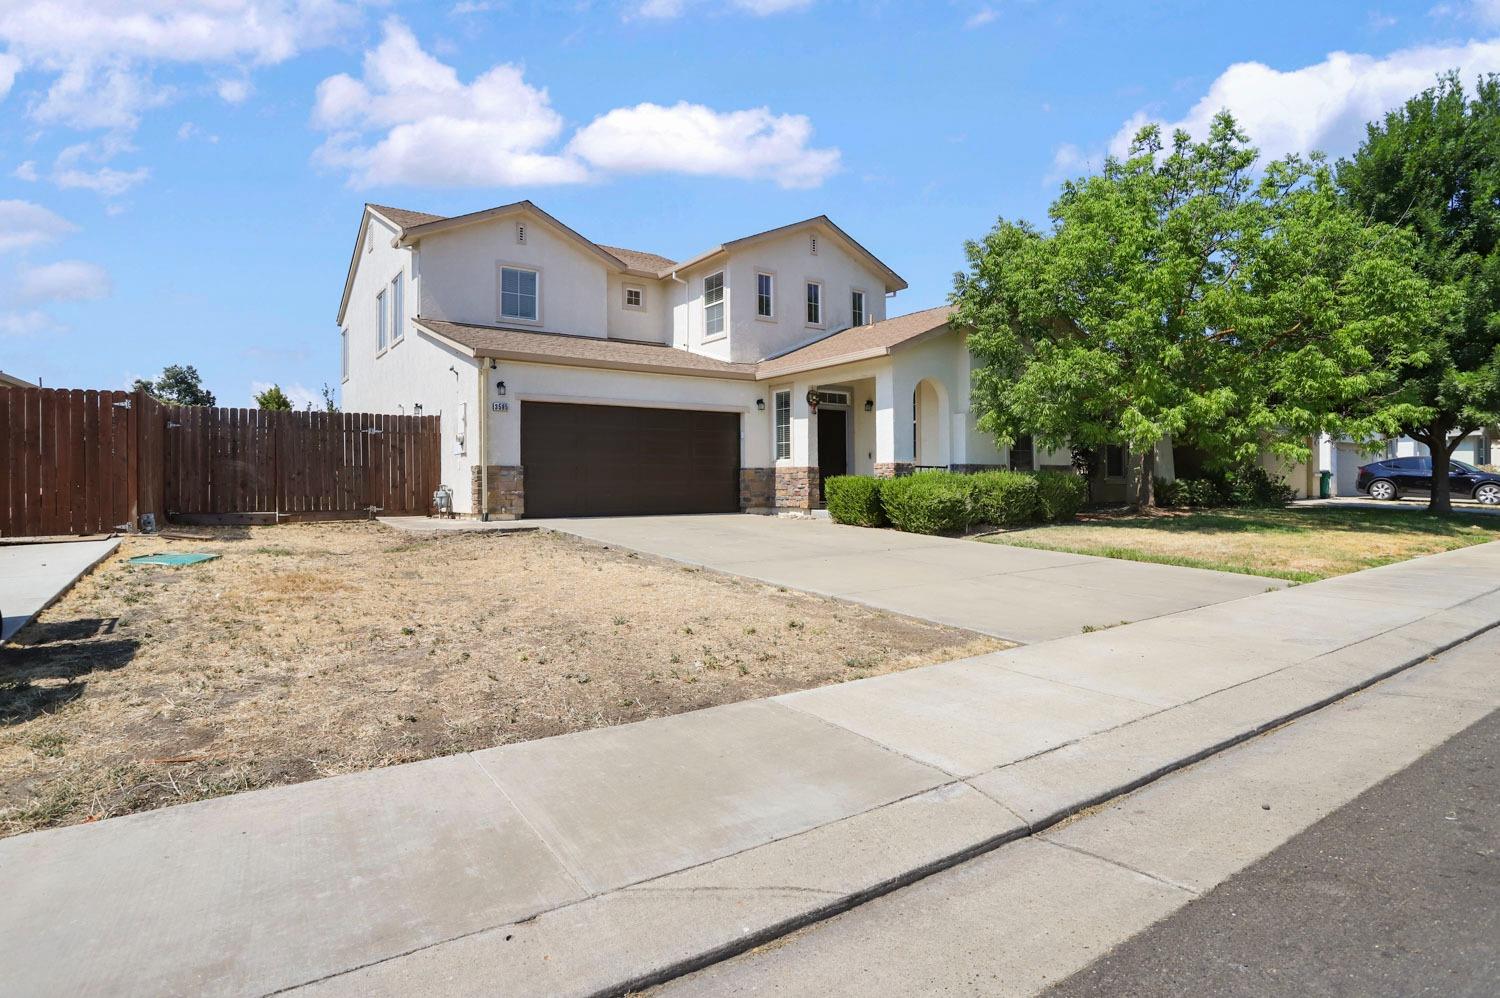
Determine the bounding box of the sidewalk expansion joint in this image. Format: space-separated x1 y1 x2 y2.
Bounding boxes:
1034 837 1202 897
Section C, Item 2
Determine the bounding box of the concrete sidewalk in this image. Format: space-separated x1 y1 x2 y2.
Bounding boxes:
3 541 1496 997
500 514 1288 643
0 538 119 643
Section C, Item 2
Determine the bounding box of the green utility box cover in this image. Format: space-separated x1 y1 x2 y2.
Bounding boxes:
128 553 220 567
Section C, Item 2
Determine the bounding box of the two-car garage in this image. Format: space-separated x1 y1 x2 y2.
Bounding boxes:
519 401 741 517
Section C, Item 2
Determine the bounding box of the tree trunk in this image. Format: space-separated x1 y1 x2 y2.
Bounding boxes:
1426 424 1472 515
1132 446 1157 509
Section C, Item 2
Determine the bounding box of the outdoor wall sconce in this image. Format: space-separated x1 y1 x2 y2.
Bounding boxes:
864 399 874 412
413 403 423 416
489 358 498 370
496 381 507 396
756 398 766 411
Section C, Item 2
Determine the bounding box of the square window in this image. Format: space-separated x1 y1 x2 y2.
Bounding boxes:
624 285 644 309
806 282 822 325
500 266 538 321
774 389 791 461
756 272 774 318
704 271 725 337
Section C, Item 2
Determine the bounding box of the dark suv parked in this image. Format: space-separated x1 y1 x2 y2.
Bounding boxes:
1356 456 1500 505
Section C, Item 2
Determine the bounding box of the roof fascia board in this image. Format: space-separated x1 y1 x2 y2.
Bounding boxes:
398 201 626 271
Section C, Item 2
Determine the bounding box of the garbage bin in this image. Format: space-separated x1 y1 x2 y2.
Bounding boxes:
1319 470 1332 499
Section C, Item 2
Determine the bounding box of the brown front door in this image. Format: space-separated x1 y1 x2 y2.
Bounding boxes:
520 401 740 517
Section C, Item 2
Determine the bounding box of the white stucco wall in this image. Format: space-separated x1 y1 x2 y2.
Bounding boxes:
343 211 482 512
485 361 767 467
721 226 891 364
605 273 671 343
416 211 610 338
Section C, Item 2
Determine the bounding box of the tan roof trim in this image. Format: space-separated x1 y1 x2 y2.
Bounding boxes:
395 200 627 271
666 216 908 292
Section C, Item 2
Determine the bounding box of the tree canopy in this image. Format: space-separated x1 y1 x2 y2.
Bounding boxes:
1335 72 1500 512
131 364 216 407
253 384 294 411
953 112 1445 507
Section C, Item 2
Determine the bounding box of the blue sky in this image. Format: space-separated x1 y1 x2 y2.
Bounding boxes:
3 0 1500 406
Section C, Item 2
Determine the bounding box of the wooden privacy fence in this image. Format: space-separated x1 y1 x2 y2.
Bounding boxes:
1 386 441 537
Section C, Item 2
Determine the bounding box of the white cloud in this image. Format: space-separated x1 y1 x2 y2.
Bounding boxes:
216 77 252 103
313 18 840 190
0 2 364 136
0 309 65 337
0 50 18 99
569 101 840 189
0 200 76 251
177 121 219 143
632 0 814 17
13 160 39 181
17 259 112 304
1470 1 1500 25
313 18 585 187
1107 38 1500 161
965 6 998 29
1044 143 1097 185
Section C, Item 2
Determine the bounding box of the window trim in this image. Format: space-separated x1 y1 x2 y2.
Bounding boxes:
375 287 388 355
703 270 727 342
754 270 776 322
495 261 543 325
850 287 867 327
389 271 405 345
622 283 646 312
804 280 824 328
773 388 792 462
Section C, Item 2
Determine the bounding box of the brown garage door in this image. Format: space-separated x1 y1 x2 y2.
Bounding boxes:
521 401 740 517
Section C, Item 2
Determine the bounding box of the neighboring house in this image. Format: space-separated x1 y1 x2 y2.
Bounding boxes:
338 200 1025 518
0 371 35 389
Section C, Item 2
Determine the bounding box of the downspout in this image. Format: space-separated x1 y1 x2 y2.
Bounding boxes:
477 361 489 521
669 270 688 349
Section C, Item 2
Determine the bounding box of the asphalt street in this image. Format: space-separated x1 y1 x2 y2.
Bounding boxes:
1050 708 1500 997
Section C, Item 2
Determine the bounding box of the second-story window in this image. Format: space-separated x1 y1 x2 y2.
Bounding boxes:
773 389 791 460
806 281 822 326
624 285 644 310
704 271 725 337
376 288 387 352
500 266 538 321
390 272 404 343
756 272 774 318
851 289 866 327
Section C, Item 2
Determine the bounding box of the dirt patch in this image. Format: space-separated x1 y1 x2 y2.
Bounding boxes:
1 521 1005 836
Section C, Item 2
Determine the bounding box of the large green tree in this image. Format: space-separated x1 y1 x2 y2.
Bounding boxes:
1336 73 1500 512
954 113 1442 507
131 364 216 407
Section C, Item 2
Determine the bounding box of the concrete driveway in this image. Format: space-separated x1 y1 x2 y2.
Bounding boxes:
0 538 119 643
535 514 1287 643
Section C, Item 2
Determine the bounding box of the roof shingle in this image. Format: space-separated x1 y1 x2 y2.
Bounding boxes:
756 305 955 378
596 244 678 273
367 203 446 229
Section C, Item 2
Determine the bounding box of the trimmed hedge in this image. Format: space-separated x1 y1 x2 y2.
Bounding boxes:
879 471 972 534
1033 469 1088 522
824 469 1087 535
1156 465 1296 509
823 475 886 527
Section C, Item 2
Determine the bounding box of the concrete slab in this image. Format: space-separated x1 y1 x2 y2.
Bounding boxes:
296 785 1026 998
0 538 118 642
778 655 1157 777
472 699 947 894
0 754 586 998
1042 675 1496 894
533 514 1284 643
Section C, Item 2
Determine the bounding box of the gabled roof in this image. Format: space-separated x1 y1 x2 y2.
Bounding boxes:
756 305 955 379
366 204 444 229
0 370 35 389
670 215 908 293
596 244 678 274
414 318 758 380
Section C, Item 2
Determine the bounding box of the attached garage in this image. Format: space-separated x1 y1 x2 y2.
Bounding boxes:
520 401 740 517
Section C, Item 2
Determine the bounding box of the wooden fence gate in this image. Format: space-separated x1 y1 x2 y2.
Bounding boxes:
1 387 441 537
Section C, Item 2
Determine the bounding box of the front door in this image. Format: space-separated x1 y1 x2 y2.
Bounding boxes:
818 408 848 484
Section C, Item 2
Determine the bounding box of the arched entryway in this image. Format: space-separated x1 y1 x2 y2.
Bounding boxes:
913 378 950 468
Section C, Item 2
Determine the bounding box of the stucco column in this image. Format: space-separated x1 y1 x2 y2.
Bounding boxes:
792 380 819 469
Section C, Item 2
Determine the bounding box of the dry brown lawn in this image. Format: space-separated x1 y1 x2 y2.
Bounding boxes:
0 522 1004 837
985 506 1500 582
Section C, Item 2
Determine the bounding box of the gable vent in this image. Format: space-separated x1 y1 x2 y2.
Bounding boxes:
517 222 527 244
809 234 818 255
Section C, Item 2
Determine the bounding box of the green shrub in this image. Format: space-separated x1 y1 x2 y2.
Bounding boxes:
1032 470 1088 522
1157 465 1294 509
823 475 886 527
965 470 1041 527
879 472 972 534
1157 476 1225 508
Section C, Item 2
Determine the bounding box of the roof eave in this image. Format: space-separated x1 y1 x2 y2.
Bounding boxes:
756 345 892 381
396 201 627 271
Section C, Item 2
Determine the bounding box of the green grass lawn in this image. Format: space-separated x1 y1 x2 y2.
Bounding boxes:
982 506 1500 582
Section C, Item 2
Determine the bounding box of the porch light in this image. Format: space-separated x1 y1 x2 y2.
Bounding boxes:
756 398 766 411
864 399 874 412
496 381 507 396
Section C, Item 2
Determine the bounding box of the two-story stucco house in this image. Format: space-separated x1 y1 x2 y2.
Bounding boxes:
337 200 1016 518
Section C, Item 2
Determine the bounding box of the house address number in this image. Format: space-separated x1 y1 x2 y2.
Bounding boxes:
491 401 509 412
